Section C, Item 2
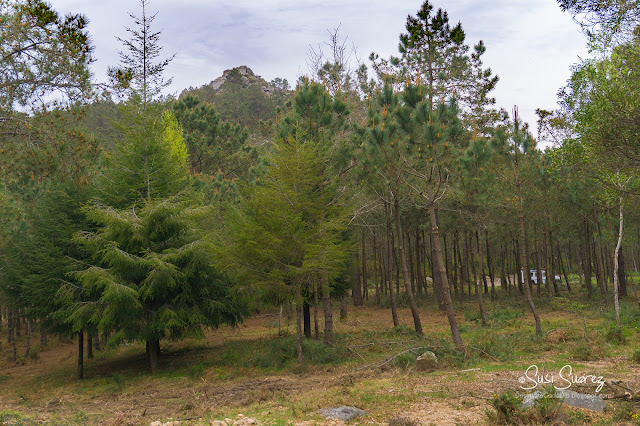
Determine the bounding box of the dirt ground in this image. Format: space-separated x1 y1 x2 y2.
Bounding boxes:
0 304 638 425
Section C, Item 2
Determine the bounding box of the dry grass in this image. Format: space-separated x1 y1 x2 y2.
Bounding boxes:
0 296 639 424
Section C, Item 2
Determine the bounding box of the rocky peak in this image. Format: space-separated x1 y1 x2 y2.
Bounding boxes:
209 65 267 92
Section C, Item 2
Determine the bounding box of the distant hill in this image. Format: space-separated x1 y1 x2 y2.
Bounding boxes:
180 66 291 133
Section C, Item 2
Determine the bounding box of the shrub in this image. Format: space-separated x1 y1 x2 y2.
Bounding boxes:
631 349 640 364
570 341 606 361
390 351 417 370
486 390 525 424
605 325 629 345
188 363 205 380
111 373 126 391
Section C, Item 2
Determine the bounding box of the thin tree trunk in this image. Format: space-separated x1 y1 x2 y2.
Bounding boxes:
78 331 84 379
303 301 311 338
353 250 363 306
386 202 399 327
559 242 572 292
584 219 593 298
373 231 380 304
474 230 488 326
296 286 303 363
22 318 30 359
322 273 333 345
548 230 559 296
428 201 465 352
313 283 319 340
486 234 496 300
534 225 543 296
517 182 542 335
614 195 624 327
394 195 422 335
362 232 368 302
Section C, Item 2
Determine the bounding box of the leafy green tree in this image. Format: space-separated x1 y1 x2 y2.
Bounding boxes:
172 94 258 197
72 102 242 373
0 0 93 111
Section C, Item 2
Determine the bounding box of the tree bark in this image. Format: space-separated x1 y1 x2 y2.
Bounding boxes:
517 181 542 335
78 331 84 379
322 273 333 345
614 195 624 327
428 201 465 352
353 250 363 306
386 202 399 327
394 195 422 335
296 286 304 362
474 230 488 326
583 219 593 298
303 301 311 338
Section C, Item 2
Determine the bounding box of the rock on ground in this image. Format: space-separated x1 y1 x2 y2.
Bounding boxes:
522 390 607 412
318 406 367 421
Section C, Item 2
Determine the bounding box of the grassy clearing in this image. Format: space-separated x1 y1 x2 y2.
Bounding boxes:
0 283 639 424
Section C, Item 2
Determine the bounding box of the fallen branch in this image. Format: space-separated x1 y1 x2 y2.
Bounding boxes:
354 347 423 372
458 368 481 373
346 346 366 361
604 380 640 401
466 345 500 362
346 342 375 349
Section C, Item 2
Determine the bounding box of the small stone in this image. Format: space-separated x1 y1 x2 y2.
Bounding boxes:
225 419 233 424
416 351 438 372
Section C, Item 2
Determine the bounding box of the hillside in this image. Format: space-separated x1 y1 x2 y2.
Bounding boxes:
180 66 290 132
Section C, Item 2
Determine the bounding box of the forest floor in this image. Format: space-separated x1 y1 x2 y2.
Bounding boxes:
1 284 640 425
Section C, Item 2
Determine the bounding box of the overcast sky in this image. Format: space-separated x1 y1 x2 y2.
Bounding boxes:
52 0 589 137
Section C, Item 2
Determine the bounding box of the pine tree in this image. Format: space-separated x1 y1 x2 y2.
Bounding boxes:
107 0 174 104
73 104 243 373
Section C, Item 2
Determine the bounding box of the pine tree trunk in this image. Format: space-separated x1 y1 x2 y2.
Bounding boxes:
474 230 488 326
485 234 496 300
148 338 159 374
517 185 542 335
322 274 333 345
614 195 624 327
394 196 422 335
584 219 593 298
303 301 311 338
619 249 627 297
515 238 523 295
430 232 445 311
534 226 543 296
386 202 399 327
353 250 363 306
24 318 31 358
451 234 459 300
340 296 348 320
296 286 304 363
313 283 319 340
78 331 84 379
559 242 572 292
362 232 368 301
428 201 465 352
501 247 509 295
408 232 416 296
373 231 380 304
464 234 472 297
